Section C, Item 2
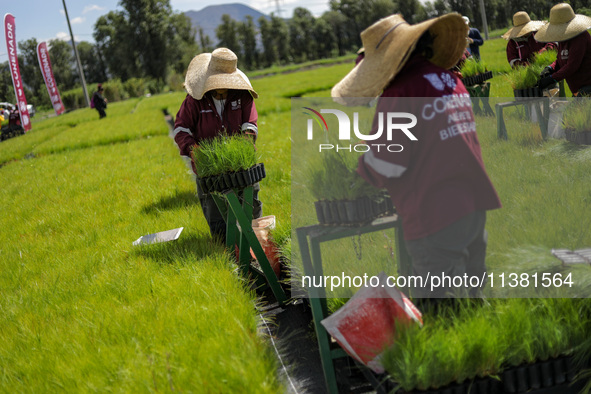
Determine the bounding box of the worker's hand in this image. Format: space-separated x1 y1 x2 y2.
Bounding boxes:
467 37 474 44
540 66 553 78
539 76 556 90
189 144 199 160
242 131 257 150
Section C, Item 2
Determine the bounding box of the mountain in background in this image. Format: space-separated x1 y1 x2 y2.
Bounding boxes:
185 3 269 44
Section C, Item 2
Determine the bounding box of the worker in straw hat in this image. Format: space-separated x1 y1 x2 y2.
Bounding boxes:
535 3 591 96
332 13 501 299
503 11 556 68
174 47 261 240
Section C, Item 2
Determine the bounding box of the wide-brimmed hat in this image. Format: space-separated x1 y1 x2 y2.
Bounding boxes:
534 3 591 42
502 12 546 40
331 13 468 106
184 48 258 100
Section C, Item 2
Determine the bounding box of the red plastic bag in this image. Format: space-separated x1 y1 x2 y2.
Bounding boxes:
321 272 422 373
250 216 281 278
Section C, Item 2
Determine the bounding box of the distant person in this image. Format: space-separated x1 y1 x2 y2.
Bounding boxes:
535 3 591 96
2 106 24 139
503 12 555 68
92 84 108 119
173 47 261 241
332 13 501 298
8 106 20 127
464 16 484 60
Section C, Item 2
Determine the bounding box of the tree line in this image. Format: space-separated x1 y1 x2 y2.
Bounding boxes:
219 0 591 70
2 0 591 111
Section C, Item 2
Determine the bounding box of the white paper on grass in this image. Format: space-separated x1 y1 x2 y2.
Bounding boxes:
133 227 184 246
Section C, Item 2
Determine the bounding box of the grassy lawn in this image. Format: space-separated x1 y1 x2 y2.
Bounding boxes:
0 95 284 392
1 36 590 392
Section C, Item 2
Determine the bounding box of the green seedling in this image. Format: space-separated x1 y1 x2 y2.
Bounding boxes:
192 133 259 177
460 57 488 78
532 49 557 68
381 298 591 391
563 99 591 133
306 148 383 201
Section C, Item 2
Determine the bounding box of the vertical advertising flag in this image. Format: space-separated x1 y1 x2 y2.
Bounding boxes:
4 13 32 132
37 42 65 116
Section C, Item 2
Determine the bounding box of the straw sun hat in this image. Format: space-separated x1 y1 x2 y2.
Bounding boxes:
502 12 546 40
331 13 468 106
184 47 258 100
534 3 591 42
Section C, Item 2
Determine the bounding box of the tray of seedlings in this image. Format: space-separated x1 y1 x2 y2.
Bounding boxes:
306 148 395 226
507 50 557 100
361 298 591 394
193 134 265 194
563 99 591 145
460 58 493 87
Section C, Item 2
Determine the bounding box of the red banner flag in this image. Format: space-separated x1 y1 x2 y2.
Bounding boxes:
4 13 32 132
37 42 65 116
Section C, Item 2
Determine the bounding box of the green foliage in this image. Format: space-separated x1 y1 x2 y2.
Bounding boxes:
306 148 382 201
506 64 544 90
460 57 488 78
504 49 556 91
192 134 259 177
94 0 196 82
381 298 591 391
47 39 77 90
102 79 129 102
240 15 258 70
61 79 163 110
123 77 148 98
62 87 89 110
76 41 108 84
563 99 591 132
532 49 557 68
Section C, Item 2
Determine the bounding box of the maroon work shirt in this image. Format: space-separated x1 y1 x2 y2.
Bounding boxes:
357 56 501 240
506 35 555 67
8 110 20 126
550 32 591 94
174 89 258 174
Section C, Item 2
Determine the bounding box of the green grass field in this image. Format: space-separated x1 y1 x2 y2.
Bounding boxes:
0 94 287 391
1 36 590 392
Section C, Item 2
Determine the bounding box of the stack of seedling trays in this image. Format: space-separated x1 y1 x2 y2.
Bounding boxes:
358 295 591 394
563 99 591 145
459 58 492 87
513 87 543 101
192 134 287 304
363 354 590 394
507 49 558 102
197 163 266 193
461 70 493 87
314 193 395 226
307 149 396 227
